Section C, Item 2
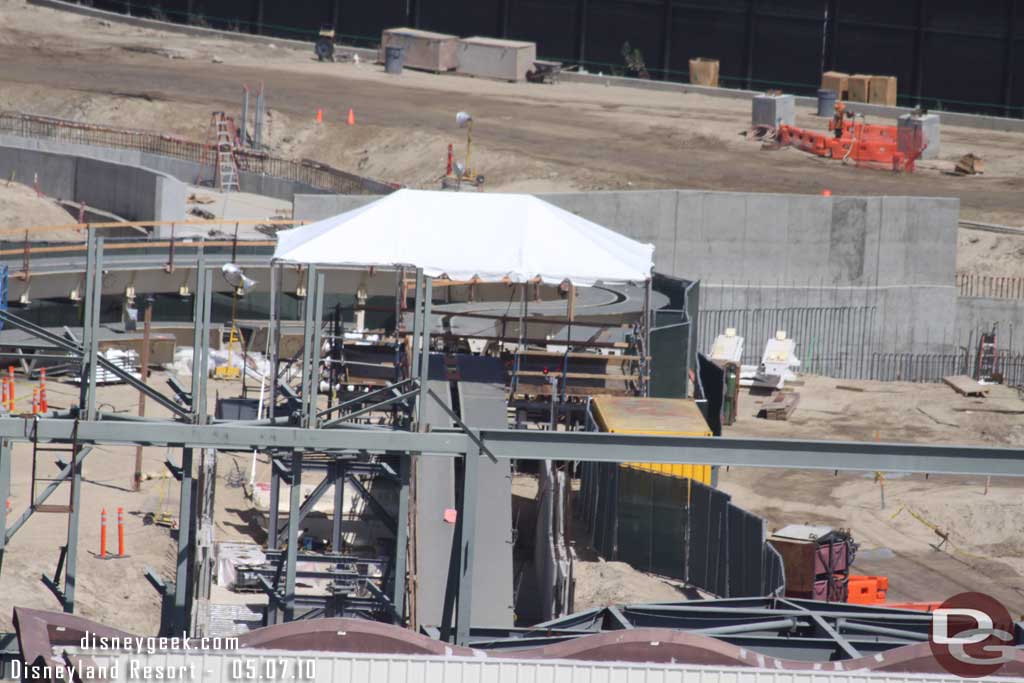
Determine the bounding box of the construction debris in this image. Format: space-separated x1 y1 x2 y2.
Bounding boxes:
942 374 991 397
955 153 984 175
756 390 800 420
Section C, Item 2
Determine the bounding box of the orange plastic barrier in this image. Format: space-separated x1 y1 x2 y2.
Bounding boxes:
847 575 888 604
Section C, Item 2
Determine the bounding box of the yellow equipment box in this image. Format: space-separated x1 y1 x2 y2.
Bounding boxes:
591 395 713 484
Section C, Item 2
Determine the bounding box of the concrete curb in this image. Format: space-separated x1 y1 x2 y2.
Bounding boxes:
30 0 1024 133
559 72 1024 133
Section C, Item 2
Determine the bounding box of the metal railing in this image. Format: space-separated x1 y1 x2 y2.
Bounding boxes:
0 111 397 195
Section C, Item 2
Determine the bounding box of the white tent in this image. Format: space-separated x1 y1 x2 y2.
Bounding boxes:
273 189 654 287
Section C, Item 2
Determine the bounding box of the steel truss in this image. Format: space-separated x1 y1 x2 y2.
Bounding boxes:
0 232 1020 647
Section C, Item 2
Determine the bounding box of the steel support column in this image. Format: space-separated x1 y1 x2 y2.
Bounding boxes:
190 250 211 426
454 449 480 646
78 233 102 421
0 440 9 573
300 267 322 428
268 262 279 424
283 451 302 621
392 453 410 623
61 442 83 613
331 460 345 553
268 456 281 550
173 447 194 632
416 276 433 429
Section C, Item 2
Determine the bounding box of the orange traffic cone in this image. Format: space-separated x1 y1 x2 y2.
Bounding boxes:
822 189 832 197
347 108 355 126
39 368 47 413
316 108 323 123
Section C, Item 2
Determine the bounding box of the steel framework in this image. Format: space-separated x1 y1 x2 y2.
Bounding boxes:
0 231 1020 647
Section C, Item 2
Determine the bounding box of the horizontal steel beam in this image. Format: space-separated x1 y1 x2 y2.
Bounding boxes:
0 417 1020 477
0 417 468 453
474 430 1024 477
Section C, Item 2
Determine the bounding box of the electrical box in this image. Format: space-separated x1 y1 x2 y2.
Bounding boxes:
898 113 940 160
752 93 795 128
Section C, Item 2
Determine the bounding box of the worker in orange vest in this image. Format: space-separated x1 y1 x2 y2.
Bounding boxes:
832 101 848 139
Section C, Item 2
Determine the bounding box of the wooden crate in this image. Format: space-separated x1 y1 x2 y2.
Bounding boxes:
821 71 849 98
848 74 871 102
380 28 458 72
869 75 898 105
689 57 719 87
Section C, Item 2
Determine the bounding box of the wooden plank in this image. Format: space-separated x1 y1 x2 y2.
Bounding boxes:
942 375 990 396
757 391 800 420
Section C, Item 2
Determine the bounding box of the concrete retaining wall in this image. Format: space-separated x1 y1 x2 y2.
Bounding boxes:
0 134 331 208
0 136 187 224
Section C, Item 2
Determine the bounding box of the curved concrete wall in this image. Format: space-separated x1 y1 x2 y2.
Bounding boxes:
0 136 186 225
0 133 334 207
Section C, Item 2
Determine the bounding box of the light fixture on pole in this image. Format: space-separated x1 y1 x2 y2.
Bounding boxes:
455 110 473 181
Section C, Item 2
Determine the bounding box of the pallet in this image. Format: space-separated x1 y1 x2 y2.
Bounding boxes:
942 375 990 397
757 390 800 421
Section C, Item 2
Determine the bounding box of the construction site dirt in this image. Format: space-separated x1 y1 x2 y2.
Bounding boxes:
3 0 1024 225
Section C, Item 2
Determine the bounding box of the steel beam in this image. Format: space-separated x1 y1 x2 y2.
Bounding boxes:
416 276 432 429
190 249 209 426
4 446 92 544
454 448 480 646
268 457 281 551
331 461 344 553
474 431 1024 476
62 440 83 613
344 473 397 535
0 440 9 573
78 234 102 420
173 447 194 631
284 451 302 621
0 418 1018 476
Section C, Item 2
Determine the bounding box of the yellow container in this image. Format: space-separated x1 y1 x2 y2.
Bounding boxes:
591 396 713 485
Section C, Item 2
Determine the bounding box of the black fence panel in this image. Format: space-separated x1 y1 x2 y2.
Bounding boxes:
91 0 1024 117
578 464 782 597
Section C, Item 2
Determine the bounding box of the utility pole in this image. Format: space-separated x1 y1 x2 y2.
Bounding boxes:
133 295 154 491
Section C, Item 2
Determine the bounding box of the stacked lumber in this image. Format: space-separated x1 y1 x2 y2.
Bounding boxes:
757 390 800 420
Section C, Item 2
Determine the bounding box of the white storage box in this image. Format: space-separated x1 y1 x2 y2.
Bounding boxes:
456 37 537 82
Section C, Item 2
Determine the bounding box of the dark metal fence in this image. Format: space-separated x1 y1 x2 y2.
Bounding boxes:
699 300 1024 386
577 463 785 598
699 306 877 380
957 273 1024 300
0 111 397 195
78 0 1024 117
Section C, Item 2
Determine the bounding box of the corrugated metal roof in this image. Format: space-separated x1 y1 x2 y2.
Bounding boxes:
52 649 996 683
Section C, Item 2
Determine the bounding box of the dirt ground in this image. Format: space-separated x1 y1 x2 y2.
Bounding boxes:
0 367 264 634
3 0 1024 224
722 376 1024 617
958 229 1024 277
0 182 81 239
